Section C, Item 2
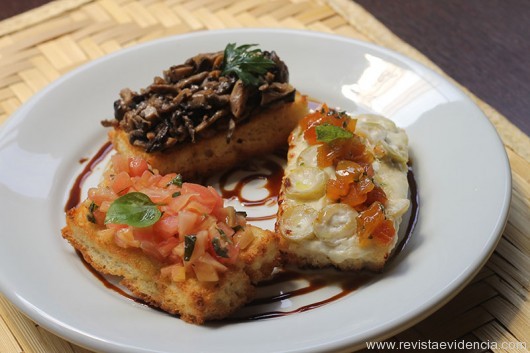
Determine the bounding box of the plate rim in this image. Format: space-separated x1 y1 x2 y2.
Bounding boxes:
0 28 512 353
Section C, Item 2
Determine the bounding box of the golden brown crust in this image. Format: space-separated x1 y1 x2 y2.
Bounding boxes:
109 93 308 180
62 201 279 324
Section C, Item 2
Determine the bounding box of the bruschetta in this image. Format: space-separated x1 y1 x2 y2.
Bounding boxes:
103 44 308 179
276 105 410 271
62 154 280 324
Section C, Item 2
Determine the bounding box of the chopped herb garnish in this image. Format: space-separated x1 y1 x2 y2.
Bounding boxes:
232 225 244 233
217 228 233 244
167 174 183 187
104 192 161 228
87 202 98 223
315 123 353 143
212 238 229 258
172 191 181 198
221 43 276 86
184 235 197 261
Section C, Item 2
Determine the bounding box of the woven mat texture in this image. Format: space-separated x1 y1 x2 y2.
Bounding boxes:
0 0 528 352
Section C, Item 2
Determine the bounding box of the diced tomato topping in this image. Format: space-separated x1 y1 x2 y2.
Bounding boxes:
300 104 351 145
114 227 140 248
133 226 155 242
299 107 391 242
129 157 149 177
342 184 368 208
88 187 117 206
326 178 350 201
138 186 172 204
177 210 200 237
153 214 179 239
111 171 133 194
336 160 364 183
157 237 180 257
111 154 129 174
181 183 220 212
365 185 388 206
91 153 245 282
372 219 396 245
140 241 164 262
357 202 386 244
157 173 178 188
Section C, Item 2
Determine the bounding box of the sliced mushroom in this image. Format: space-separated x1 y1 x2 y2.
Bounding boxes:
229 80 249 119
259 82 295 106
103 48 295 152
163 65 194 83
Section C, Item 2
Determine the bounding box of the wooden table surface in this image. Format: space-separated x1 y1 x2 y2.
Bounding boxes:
1 0 529 137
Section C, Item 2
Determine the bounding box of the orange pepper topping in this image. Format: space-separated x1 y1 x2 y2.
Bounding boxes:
300 106 395 245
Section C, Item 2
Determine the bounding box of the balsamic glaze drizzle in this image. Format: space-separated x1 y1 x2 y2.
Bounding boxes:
68 142 419 322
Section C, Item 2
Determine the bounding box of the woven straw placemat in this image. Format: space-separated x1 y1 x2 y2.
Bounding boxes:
0 1 528 352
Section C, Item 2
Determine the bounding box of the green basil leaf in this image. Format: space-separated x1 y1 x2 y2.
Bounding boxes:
315 123 353 143
184 235 197 261
217 228 233 244
212 238 229 258
87 202 98 224
104 192 161 228
167 174 183 187
221 43 276 86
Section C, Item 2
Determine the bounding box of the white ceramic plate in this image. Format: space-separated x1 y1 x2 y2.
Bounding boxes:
0 29 510 353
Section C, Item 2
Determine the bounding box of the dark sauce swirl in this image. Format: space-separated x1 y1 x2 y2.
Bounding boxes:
67 142 419 322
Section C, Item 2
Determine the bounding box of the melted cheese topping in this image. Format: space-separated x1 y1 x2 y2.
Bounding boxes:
278 114 410 271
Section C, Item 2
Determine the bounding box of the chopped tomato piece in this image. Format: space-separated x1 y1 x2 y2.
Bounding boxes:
356 176 375 194
192 261 219 282
181 183 221 214
157 237 180 257
177 210 200 237
139 187 172 204
160 264 186 282
316 144 334 167
153 214 179 239
129 157 149 177
133 226 155 242
111 171 133 194
93 153 247 282
300 104 352 145
168 193 195 213
326 178 350 201
365 185 388 206
157 173 179 188
111 154 129 174
335 160 364 184
345 118 357 133
372 219 396 245
140 241 164 262
114 227 140 248
357 201 385 242
342 184 368 208
88 187 117 206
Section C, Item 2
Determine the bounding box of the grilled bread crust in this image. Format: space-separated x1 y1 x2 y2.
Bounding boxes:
62 201 280 324
110 93 308 180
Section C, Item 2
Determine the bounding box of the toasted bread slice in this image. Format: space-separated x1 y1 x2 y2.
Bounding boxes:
62 155 280 324
276 107 410 272
110 93 308 179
